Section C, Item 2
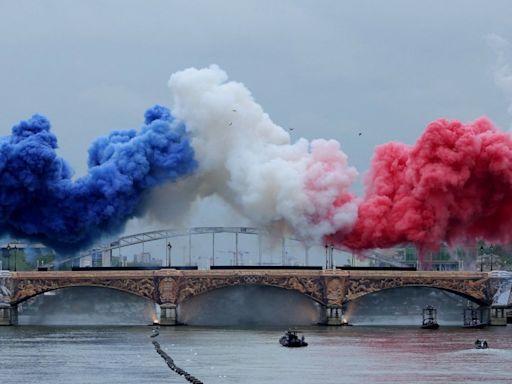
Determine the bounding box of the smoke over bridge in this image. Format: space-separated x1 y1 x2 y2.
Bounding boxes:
0 105 196 251
1 65 512 256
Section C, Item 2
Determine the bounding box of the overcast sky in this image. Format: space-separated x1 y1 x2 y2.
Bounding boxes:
1 0 512 241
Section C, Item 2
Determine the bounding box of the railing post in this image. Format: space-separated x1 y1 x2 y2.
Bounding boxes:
282 237 286 266
212 233 215 266
235 232 239 266
188 231 192 266
258 234 262 266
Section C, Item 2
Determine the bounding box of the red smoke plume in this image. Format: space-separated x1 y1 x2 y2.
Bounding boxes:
338 117 512 252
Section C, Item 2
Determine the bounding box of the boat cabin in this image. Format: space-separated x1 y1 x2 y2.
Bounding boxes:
421 305 439 329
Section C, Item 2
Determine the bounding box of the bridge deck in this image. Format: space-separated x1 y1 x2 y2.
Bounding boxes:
10 269 490 280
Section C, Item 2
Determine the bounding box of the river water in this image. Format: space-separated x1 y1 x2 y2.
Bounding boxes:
1 325 511 384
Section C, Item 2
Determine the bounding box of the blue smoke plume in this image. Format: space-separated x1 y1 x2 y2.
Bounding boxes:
0 105 197 252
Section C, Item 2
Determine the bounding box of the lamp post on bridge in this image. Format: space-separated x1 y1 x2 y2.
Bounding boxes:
6 244 17 271
479 244 495 272
489 245 494 271
479 245 484 272
324 244 335 269
166 242 172 268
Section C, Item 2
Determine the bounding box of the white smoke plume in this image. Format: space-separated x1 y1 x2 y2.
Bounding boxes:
149 65 358 243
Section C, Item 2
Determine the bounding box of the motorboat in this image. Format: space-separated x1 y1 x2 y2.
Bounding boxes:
341 319 353 326
474 339 488 349
279 330 308 348
463 319 487 329
421 305 439 329
150 326 160 338
463 304 487 329
421 320 439 330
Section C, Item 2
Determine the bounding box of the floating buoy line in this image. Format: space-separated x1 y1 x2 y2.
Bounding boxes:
150 329 203 384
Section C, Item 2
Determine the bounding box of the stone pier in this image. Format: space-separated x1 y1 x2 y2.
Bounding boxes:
322 305 344 326
489 272 511 326
0 304 18 326
159 303 178 326
489 306 508 326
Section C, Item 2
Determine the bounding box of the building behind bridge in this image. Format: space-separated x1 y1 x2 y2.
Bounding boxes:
0 241 56 271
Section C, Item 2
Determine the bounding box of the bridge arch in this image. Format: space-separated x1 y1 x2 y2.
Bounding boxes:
16 285 157 326
11 276 155 305
180 283 324 305
345 285 486 306
344 275 494 306
341 285 479 325
178 284 322 325
158 274 326 305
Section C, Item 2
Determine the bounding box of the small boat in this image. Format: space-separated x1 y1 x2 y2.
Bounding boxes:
279 330 308 348
474 339 488 349
421 305 439 329
341 319 353 326
463 304 487 329
463 319 487 329
150 326 160 338
421 320 439 330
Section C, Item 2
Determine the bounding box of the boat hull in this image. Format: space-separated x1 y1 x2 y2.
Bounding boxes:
463 323 486 329
279 336 308 348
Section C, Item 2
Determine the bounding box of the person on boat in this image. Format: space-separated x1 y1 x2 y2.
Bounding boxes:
474 339 488 349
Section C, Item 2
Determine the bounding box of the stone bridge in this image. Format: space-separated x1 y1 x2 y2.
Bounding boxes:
0 269 507 326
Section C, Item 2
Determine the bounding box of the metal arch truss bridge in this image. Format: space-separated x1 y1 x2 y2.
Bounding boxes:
50 226 308 269
111 227 262 252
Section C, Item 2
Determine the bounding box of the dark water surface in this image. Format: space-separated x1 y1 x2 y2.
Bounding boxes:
1 326 511 384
